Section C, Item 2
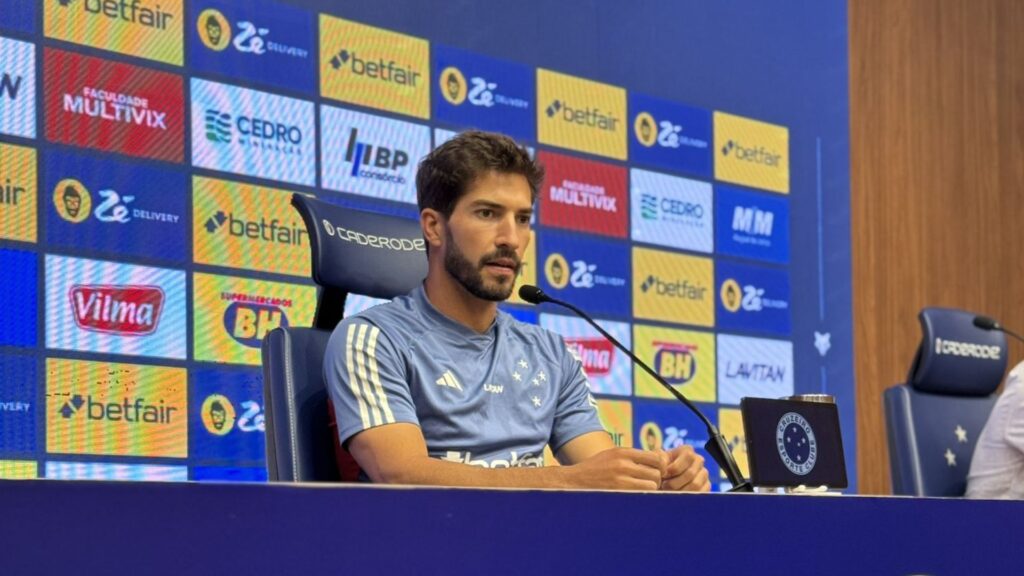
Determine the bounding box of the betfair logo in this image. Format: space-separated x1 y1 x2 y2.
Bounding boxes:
545 100 619 132
721 139 782 167
204 210 307 247
640 275 707 301
2 179 26 207
329 49 421 87
58 393 177 424
59 0 175 30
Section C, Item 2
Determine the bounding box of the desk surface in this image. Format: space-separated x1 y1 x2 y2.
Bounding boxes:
2 479 1020 575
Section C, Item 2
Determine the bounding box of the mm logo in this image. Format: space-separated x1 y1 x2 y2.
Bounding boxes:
653 342 698 386
70 285 164 335
545 99 620 132
732 205 774 236
223 301 287 348
1 73 23 100
58 393 177 424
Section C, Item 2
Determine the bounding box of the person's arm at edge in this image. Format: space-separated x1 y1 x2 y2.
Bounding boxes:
347 424 665 491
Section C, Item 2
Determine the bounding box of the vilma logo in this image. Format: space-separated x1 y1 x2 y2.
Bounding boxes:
58 393 177 424
440 66 467 105
776 412 817 475
197 8 231 51
53 179 92 223
329 48 421 86
57 0 175 30
70 285 165 335
545 100 619 131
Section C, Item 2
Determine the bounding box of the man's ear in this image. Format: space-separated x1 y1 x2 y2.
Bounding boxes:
421 208 445 249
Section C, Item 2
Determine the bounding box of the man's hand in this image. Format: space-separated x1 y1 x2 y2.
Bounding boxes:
657 445 711 492
562 447 666 491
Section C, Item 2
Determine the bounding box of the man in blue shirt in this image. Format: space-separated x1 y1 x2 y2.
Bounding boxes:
325 130 710 491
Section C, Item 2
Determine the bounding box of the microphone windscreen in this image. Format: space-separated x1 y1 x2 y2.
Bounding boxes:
973 315 1000 330
518 285 546 304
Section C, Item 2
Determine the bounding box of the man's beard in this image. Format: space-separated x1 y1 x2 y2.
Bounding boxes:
443 229 521 302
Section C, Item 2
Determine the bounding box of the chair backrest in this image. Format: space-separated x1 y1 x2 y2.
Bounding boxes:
262 194 426 482
884 307 1007 496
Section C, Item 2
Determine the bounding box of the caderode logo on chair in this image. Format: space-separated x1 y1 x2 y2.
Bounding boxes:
44 48 184 163
69 285 165 336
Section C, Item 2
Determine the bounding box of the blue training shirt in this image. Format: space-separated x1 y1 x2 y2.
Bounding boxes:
324 285 605 469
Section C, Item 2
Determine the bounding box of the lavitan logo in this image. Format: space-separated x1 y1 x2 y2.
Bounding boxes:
45 49 184 163
564 337 614 377
69 285 164 335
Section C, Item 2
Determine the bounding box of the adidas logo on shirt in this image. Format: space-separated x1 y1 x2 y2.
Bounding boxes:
436 370 463 392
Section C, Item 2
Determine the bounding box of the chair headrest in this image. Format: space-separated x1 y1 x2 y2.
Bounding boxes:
907 307 1007 396
291 195 427 299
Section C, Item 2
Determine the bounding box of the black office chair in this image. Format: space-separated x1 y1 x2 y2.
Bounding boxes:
261 194 427 482
883 307 1006 496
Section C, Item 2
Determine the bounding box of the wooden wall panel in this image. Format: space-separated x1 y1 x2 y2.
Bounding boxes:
850 0 1024 493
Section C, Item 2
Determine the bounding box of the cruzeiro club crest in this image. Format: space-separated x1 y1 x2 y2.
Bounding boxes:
775 412 817 476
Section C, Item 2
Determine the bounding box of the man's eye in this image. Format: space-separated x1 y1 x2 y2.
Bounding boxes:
517 215 532 225
478 209 494 218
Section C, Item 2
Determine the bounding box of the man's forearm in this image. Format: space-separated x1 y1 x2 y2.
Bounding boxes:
371 455 577 489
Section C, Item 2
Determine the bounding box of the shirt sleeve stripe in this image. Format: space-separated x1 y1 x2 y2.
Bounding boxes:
353 323 385 426
345 323 372 429
365 326 395 424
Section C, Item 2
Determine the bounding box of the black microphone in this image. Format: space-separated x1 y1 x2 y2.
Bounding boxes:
974 315 1024 344
519 285 753 492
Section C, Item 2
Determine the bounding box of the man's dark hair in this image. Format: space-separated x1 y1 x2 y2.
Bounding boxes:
416 130 544 218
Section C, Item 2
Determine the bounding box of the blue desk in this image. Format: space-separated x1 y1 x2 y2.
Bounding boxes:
1 479 1019 574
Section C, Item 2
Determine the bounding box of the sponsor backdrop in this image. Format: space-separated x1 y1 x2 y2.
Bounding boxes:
0 1 852 490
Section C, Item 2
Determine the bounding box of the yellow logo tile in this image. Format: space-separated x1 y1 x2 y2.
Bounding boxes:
320 15 430 119
0 460 37 479
718 408 749 479
537 69 626 160
714 111 789 194
45 0 184 66
633 247 714 327
633 324 715 402
0 143 36 243
192 176 311 277
597 398 633 448
46 357 188 458
193 272 317 366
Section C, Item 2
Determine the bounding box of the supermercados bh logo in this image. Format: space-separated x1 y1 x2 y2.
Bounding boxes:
320 105 430 205
633 324 715 401
44 48 184 163
433 44 534 141
714 111 789 194
537 68 626 161
193 272 316 366
539 231 629 319
0 36 36 139
45 254 187 359
716 334 793 405
630 93 711 177
540 313 632 396
716 184 790 264
717 260 791 336
0 143 37 244
190 367 266 463
320 14 429 119
191 78 315 187
630 168 712 254
44 150 187 263
193 176 310 278
0 354 37 455
189 0 314 94
632 247 714 327
45 0 183 66
537 150 627 239
46 357 187 458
